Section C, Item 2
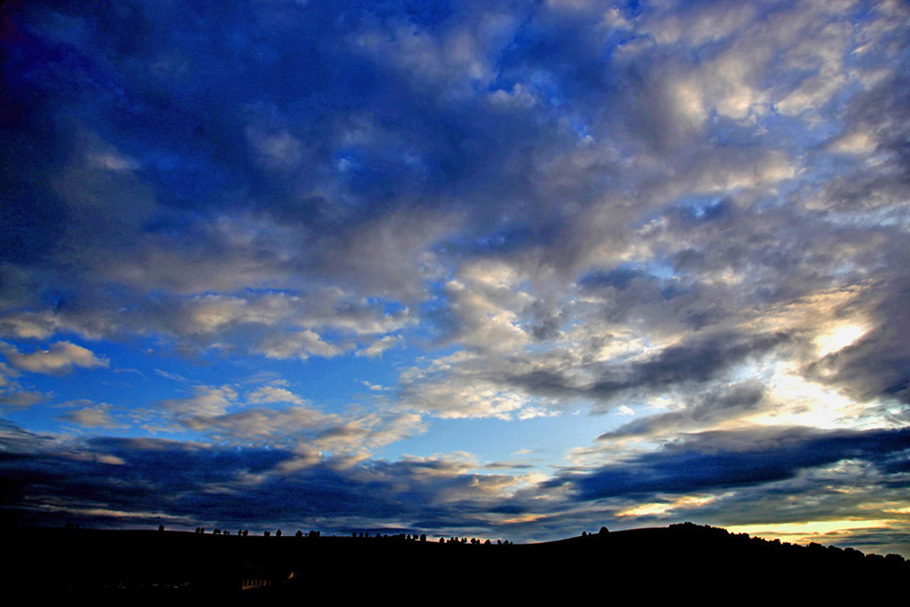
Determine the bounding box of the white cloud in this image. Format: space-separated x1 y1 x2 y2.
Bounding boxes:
247 384 309 407
442 261 533 353
58 402 123 429
398 351 555 420
361 380 388 391
649 2 757 46
0 341 109 375
829 130 877 155
406 378 529 420
356 335 402 358
314 412 426 455
256 329 344 360
161 385 238 418
198 406 339 439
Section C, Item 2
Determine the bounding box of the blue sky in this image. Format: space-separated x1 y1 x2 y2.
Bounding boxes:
2 0 909 556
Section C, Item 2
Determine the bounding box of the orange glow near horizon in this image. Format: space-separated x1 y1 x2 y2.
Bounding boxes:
727 519 894 546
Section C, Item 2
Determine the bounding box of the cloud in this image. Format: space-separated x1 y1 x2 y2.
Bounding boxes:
312 412 426 456
0 419 57 453
160 386 239 420
597 381 768 441
398 351 545 420
0 0 908 550
503 330 791 407
356 335 402 358
196 406 340 441
256 329 345 360
247 384 309 407
555 426 910 502
0 341 108 375
151 382 424 459
0 390 44 408
0 435 520 536
158 383 339 440
0 362 45 408
154 368 186 382
57 402 123 429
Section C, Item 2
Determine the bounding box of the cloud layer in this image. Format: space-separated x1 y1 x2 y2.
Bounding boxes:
1 0 908 555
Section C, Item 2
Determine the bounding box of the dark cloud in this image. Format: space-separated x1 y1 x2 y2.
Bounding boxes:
0 418 57 453
0 434 519 534
507 331 790 403
555 426 910 501
805 268 910 408
597 381 766 440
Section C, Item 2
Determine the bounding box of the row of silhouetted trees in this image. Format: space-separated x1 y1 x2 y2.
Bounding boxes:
171 524 548 546
189 527 321 537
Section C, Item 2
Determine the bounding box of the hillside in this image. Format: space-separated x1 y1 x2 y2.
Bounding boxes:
7 523 907 600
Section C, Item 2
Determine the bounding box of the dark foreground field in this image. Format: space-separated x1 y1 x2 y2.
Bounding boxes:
7 523 907 601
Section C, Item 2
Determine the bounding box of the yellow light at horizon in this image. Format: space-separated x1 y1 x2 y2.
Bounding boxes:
727 519 893 544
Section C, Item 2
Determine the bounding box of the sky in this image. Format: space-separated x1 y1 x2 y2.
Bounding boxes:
1 0 909 556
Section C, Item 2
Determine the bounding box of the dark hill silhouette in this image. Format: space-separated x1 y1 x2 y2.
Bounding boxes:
7 523 906 601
